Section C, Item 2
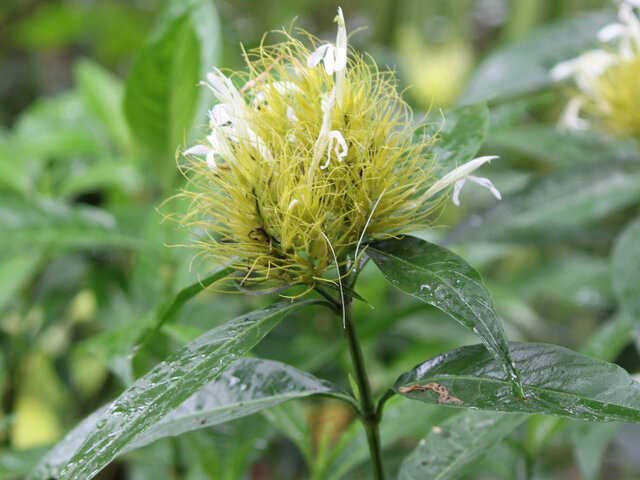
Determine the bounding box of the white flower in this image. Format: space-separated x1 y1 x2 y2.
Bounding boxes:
307 7 347 102
309 88 348 182
422 156 502 206
551 0 640 132
187 69 273 166
307 8 347 75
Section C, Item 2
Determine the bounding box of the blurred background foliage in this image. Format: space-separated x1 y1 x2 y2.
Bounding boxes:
2 0 640 479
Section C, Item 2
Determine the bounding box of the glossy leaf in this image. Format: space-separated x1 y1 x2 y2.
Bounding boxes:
449 161 640 243
395 342 640 422
32 358 344 479
124 14 200 154
31 300 317 480
612 217 640 321
423 103 490 172
398 411 526 480
461 10 616 104
0 194 142 252
369 236 522 394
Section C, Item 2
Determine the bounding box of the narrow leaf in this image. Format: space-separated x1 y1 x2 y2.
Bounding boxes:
399 411 526 480
369 236 523 395
395 342 640 422
33 300 317 480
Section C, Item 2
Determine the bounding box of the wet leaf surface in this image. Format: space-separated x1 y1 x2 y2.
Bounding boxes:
29 300 318 480
369 236 522 395
395 342 640 422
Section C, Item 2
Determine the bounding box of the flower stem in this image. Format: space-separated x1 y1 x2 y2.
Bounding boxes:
343 299 386 480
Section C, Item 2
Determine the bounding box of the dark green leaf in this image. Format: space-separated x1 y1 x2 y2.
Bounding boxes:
395 342 640 422
612 217 640 321
461 10 616 104
449 162 640 243
124 14 200 154
31 300 317 480
369 236 523 395
398 411 526 480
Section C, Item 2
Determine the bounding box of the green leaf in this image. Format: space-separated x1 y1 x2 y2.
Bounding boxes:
449 162 640 243
133 358 350 448
58 161 143 198
612 217 640 321
461 10 616 104
395 342 640 422
324 397 452 480
569 421 621 480
398 411 526 480
124 14 200 154
31 300 317 480
0 254 41 312
31 358 343 479
368 236 523 395
74 58 133 153
0 194 142 252
424 103 490 172
487 124 640 167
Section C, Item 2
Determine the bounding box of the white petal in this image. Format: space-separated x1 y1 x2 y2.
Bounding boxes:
323 45 336 75
206 151 217 170
598 23 625 42
329 130 348 160
184 144 213 156
307 44 331 68
422 156 499 202
558 96 589 131
452 179 465 206
467 175 502 200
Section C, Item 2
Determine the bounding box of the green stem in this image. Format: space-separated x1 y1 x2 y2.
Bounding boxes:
343 300 386 480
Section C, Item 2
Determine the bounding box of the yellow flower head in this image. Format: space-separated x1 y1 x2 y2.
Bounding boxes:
178 8 500 290
552 0 640 140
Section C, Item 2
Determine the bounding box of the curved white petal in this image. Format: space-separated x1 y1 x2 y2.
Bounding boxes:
422 156 500 203
184 144 213 156
467 175 502 200
307 44 331 68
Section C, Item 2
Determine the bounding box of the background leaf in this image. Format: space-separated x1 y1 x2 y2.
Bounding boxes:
461 10 616 104
123 14 200 155
612 217 640 322
398 411 526 480
449 161 640 244
395 342 640 422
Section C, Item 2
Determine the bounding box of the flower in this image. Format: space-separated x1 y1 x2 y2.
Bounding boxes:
178 8 501 289
551 0 640 139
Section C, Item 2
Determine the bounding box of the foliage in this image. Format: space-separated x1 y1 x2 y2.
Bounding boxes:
1 0 640 479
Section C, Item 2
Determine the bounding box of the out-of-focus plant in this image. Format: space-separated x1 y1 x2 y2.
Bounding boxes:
19 5 640 480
